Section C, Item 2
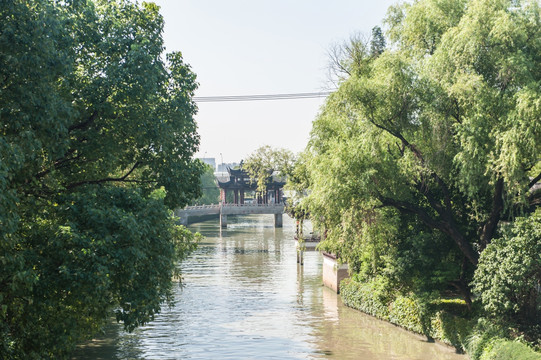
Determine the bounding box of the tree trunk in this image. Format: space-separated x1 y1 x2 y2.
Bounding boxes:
450 280 473 310
480 178 504 251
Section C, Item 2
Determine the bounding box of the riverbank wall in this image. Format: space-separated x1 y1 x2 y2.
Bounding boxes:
340 277 541 360
322 252 349 293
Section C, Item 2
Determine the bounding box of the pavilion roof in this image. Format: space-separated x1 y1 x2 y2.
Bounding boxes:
216 166 286 190
228 167 247 177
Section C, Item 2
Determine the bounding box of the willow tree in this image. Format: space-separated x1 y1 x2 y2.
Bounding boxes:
303 0 540 305
1 1 202 358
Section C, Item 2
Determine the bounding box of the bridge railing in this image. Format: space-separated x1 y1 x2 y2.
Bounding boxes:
183 204 221 210
221 203 284 207
184 203 284 210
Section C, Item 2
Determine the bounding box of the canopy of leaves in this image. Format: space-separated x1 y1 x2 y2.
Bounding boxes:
0 0 202 357
191 162 220 205
242 145 295 192
370 26 386 57
301 0 540 314
473 209 541 326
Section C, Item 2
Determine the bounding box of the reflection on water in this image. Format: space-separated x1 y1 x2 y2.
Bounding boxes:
73 215 467 360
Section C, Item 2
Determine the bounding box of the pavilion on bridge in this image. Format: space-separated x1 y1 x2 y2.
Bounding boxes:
217 167 285 205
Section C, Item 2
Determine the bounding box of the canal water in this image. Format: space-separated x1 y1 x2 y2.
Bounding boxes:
73 214 467 359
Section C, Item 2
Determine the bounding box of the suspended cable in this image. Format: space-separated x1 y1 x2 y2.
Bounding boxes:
193 91 332 103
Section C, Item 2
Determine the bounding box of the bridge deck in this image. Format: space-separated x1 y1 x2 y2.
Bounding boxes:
175 203 285 226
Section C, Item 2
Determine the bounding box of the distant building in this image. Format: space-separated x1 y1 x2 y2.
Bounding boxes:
216 162 239 173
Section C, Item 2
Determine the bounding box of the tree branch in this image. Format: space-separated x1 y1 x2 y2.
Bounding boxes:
379 194 479 265
368 115 456 214
528 190 541 208
379 196 441 230
367 115 478 265
528 171 541 190
480 178 504 250
65 161 141 190
34 149 80 179
68 110 98 132
452 98 462 124
413 180 445 215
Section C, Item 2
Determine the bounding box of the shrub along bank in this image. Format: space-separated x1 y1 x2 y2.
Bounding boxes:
341 277 541 360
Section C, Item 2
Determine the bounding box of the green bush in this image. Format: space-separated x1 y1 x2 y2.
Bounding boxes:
431 310 473 349
388 295 426 334
464 319 508 360
341 277 541 359
340 277 392 319
472 209 541 326
480 339 541 360
341 277 473 348
433 298 472 317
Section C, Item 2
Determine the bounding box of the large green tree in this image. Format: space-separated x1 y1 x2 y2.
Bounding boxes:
1 0 202 358
299 0 540 309
243 145 295 192
191 163 220 205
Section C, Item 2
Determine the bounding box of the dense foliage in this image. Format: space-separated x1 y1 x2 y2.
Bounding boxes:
473 209 541 326
1 0 202 358
191 163 220 205
342 277 541 359
477 339 541 360
468 337 541 360
243 145 295 192
292 0 540 334
341 277 473 348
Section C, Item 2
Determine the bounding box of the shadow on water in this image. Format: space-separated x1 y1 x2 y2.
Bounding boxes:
72 322 121 360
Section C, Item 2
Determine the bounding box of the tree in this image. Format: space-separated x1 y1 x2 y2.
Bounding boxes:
370 26 386 57
243 145 295 193
327 33 371 86
302 0 540 306
473 209 541 326
384 0 468 56
0 0 202 357
191 163 220 205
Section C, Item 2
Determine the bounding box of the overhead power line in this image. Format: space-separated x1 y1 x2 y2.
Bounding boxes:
193 91 332 103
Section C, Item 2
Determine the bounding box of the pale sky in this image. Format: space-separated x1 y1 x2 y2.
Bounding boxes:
152 0 398 163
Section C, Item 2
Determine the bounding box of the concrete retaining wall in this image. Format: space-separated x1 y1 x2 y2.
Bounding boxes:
322 253 349 293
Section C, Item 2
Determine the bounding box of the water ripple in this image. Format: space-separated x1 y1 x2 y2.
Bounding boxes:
74 215 467 360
